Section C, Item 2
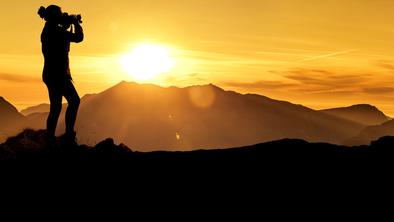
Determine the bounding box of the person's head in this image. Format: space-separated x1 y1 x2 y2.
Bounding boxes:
38 5 62 23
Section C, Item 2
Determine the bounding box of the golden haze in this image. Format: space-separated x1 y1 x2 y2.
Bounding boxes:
1 0 394 115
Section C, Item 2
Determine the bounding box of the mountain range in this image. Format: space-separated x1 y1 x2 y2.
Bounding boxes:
1 81 393 150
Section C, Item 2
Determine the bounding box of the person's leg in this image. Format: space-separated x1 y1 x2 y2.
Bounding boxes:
46 83 63 138
63 79 80 136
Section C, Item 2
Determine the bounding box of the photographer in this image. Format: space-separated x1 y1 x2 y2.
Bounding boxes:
38 5 84 146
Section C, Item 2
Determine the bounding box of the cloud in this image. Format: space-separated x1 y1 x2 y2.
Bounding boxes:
223 80 296 90
376 61 394 72
304 90 362 96
222 67 394 98
179 48 293 68
297 50 357 62
279 68 394 96
284 69 370 89
0 73 40 82
363 87 394 94
223 68 382 96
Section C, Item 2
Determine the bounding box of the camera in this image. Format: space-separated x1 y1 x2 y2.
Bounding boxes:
61 13 82 27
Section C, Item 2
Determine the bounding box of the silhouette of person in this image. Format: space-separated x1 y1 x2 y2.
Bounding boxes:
38 5 84 144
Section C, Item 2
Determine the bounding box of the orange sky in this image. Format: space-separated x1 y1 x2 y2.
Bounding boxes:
1 0 394 115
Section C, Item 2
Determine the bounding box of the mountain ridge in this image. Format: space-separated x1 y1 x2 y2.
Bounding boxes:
72 81 365 150
1 81 393 149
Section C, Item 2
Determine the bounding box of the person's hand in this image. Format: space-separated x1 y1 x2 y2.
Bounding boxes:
73 20 81 26
73 15 82 26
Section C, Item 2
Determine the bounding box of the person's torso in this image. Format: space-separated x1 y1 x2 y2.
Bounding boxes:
41 23 71 82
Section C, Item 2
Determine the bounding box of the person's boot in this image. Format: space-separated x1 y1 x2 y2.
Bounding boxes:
44 133 58 152
60 131 78 149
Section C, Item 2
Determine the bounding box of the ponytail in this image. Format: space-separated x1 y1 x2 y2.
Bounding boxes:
38 6 46 19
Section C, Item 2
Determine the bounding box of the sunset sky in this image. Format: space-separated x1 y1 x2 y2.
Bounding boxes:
1 0 394 115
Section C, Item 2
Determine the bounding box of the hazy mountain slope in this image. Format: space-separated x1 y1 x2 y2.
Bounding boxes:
20 103 51 116
20 93 96 116
23 112 48 131
345 120 394 146
0 97 24 141
19 94 98 135
0 97 23 124
72 81 363 151
320 104 389 126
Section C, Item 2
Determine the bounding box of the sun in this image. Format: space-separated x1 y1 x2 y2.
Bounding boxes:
120 43 176 81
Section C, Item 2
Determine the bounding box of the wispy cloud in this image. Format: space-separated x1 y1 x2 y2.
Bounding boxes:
363 87 394 94
297 50 357 62
0 73 40 82
376 60 394 72
223 80 296 90
284 69 370 89
178 48 294 67
223 68 378 95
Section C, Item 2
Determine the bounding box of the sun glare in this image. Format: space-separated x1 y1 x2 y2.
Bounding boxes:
120 44 176 81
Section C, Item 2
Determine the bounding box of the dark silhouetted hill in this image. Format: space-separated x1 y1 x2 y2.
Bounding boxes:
0 129 131 161
320 104 389 126
2 130 392 214
1 129 394 176
345 120 394 146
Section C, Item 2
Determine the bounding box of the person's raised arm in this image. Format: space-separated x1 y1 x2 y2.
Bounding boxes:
67 22 84 43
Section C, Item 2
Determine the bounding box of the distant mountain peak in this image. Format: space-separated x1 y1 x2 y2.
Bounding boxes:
112 80 165 89
320 104 389 126
0 96 23 127
324 104 379 111
206 83 224 91
187 83 224 91
348 104 379 110
118 80 136 85
0 97 19 113
20 103 51 116
113 80 139 88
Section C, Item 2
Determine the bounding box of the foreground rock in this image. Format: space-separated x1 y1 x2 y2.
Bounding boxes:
1 129 394 169
0 129 131 161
